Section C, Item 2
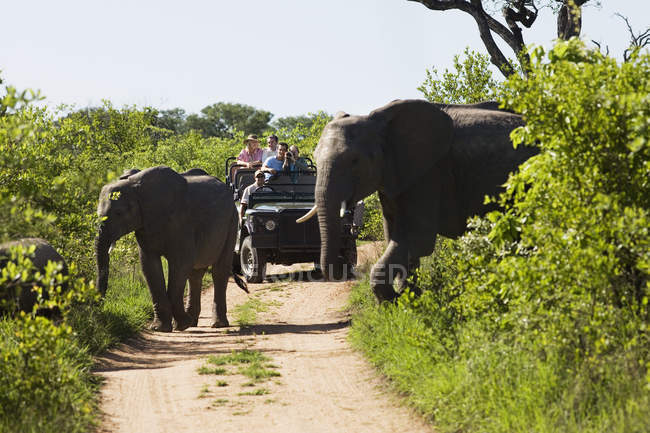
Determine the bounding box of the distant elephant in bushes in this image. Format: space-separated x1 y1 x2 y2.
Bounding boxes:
95 166 247 333
0 237 68 314
298 99 538 302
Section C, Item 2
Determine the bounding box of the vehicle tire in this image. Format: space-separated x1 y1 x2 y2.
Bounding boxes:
240 236 266 283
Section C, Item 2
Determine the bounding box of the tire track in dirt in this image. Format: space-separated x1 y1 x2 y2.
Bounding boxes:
96 245 432 433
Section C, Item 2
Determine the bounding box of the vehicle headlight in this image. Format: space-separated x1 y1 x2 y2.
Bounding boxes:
264 219 276 231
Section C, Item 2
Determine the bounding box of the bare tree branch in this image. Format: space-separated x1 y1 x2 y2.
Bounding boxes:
408 0 520 76
409 0 595 77
615 13 650 62
591 40 609 57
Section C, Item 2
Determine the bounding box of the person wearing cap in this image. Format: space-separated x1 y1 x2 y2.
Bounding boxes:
239 169 268 220
236 135 264 168
262 134 279 162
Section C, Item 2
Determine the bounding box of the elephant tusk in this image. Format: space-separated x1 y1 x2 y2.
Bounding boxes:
296 205 318 223
108 242 116 254
340 200 347 218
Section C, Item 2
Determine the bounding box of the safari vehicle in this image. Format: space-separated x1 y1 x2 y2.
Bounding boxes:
225 157 358 283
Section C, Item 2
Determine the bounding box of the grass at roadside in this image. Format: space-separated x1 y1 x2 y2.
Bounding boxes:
68 273 152 354
348 277 649 433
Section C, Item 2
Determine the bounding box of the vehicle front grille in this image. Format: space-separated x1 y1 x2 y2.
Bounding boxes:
278 210 320 248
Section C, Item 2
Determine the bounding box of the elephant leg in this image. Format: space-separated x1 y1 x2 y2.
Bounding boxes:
140 253 173 332
370 240 409 302
211 265 230 328
211 225 236 328
395 256 422 296
185 268 206 327
167 262 193 331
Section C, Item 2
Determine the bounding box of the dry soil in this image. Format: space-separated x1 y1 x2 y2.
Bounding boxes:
95 244 432 433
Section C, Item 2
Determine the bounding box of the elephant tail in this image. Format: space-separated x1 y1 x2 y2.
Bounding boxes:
232 272 249 293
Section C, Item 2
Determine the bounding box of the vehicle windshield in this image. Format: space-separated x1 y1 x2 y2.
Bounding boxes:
249 190 315 207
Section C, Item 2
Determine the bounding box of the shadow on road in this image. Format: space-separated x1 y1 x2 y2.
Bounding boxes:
238 320 350 335
93 320 350 373
264 268 357 283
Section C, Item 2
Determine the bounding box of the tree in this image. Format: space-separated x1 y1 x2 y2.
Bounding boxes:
154 108 187 134
418 47 501 103
186 102 273 138
408 0 598 77
271 114 319 132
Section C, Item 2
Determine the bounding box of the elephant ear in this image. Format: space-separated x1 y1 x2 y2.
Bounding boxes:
133 166 187 232
314 112 350 163
120 168 140 180
371 99 453 199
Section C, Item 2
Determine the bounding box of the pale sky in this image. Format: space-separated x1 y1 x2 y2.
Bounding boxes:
2 0 647 119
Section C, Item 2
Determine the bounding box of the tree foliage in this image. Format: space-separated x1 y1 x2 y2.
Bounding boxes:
418 47 502 103
186 102 273 138
271 114 320 132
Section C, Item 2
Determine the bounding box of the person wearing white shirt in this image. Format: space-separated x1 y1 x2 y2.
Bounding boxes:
262 134 279 161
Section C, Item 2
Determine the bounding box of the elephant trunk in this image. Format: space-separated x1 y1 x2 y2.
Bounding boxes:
316 182 344 281
95 228 112 296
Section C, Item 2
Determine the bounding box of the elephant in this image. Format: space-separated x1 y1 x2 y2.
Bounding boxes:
0 237 68 314
95 166 247 332
298 99 538 302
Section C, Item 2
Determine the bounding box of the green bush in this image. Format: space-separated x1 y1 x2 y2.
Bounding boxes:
359 192 385 241
0 315 97 433
0 83 166 430
350 40 649 432
0 246 98 433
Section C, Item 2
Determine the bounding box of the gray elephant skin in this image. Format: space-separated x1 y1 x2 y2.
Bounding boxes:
0 237 68 314
308 99 537 301
95 166 247 332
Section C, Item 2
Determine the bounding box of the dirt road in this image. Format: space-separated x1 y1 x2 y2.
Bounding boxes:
96 245 431 433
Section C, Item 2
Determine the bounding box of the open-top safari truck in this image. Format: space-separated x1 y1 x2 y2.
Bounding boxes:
225 157 358 283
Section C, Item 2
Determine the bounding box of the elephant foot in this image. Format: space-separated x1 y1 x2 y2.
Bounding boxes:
174 312 194 331
211 318 230 328
149 318 172 333
185 309 199 327
372 283 399 303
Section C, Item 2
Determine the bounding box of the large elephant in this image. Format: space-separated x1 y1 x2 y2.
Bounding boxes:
0 237 68 314
95 166 247 332
299 99 537 301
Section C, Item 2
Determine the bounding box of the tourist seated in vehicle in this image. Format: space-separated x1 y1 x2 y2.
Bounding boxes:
289 145 309 171
236 134 264 169
261 142 294 180
263 134 279 162
239 169 269 220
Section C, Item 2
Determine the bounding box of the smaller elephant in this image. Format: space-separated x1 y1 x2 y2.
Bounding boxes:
95 166 247 332
0 238 68 314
